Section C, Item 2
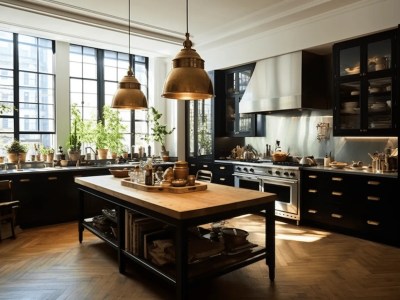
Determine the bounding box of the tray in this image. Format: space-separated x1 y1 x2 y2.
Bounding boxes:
121 178 207 193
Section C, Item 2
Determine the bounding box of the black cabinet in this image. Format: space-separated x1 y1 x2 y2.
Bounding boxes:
223 64 265 137
332 27 399 136
301 169 399 246
212 163 234 186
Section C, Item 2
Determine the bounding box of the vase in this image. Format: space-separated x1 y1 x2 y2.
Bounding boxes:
97 149 108 160
46 153 54 163
68 150 81 161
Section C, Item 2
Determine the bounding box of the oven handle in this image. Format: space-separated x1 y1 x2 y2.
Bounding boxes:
233 173 260 181
260 176 298 185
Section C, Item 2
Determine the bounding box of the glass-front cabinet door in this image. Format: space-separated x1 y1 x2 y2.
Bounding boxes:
333 28 398 136
225 64 259 137
186 100 213 159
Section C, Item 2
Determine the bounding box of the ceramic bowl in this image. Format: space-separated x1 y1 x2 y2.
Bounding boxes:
221 228 249 250
60 160 69 167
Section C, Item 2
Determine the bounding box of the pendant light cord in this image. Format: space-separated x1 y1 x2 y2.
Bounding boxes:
186 0 189 34
129 0 131 61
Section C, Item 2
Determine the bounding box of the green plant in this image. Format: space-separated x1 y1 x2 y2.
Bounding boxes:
67 104 85 152
103 106 126 154
147 106 175 152
39 145 54 155
4 139 28 153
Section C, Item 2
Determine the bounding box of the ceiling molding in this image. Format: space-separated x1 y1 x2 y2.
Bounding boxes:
0 0 183 45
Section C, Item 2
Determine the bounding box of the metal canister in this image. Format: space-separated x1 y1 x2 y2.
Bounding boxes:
173 161 189 180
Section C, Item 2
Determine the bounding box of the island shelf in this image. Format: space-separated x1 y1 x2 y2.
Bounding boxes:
76 175 277 299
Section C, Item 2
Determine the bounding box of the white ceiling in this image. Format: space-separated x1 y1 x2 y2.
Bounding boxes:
0 0 370 59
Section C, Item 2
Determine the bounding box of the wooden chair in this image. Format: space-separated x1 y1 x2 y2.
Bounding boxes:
196 169 213 183
0 180 20 240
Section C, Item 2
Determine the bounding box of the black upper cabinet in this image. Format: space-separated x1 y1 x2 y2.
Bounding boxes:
223 64 265 137
332 27 399 136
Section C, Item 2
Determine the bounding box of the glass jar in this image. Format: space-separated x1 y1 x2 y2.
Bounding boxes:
173 161 189 180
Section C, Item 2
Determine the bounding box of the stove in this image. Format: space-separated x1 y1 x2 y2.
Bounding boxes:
233 161 301 224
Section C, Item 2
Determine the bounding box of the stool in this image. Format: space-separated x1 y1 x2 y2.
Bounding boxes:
0 180 20 240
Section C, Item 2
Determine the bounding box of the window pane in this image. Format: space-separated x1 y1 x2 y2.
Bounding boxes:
70 78 83 93
20 118 38 131
39 118 54 131
38 44 54 73
19 87 38 103
19 103 38 118
19 40 38 72
20 71 37 87
0 31 13 69
83 63 97 79
39 104 54 118
70 62 82 77
0 118 14 131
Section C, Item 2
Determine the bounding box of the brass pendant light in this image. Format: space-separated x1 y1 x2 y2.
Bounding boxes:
161 0 214 100
112 0 147 109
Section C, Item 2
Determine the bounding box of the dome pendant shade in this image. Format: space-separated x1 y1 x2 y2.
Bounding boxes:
112 66 148 109
162 33 214 100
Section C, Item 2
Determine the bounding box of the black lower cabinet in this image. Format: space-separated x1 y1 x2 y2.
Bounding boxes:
213 163 234 186
301 170 399 246
2 168 110 228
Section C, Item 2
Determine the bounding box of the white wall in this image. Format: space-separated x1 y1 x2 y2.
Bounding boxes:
201 0 400 70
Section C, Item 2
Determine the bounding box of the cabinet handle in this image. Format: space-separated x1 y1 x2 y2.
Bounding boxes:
219 178 226 181
367 196 380 201
219 166 226 170
367 181 380 186
332 177 343 181
308 189 318 193
202 164 209 168
308 175 317 179
331 191 343 196
308 209 318 214
48 176 58 181
367 220 380 226
331 213 342 219
20 178 30 182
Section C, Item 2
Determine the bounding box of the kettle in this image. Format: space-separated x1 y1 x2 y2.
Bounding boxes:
243 145 257 160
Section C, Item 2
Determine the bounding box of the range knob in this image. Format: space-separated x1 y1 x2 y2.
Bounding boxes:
249 168 255 173
283 171 289 176
267 169 273 175
243 167 248 172
275 170 281 176
290 172 296 178
236 166 241 172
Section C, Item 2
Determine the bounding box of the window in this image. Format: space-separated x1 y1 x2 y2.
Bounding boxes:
69 45 149 155
0 30 55 155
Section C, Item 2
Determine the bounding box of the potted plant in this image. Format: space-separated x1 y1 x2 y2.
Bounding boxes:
147 106 175 159
67 104 84 161
39 146 55 163
4 139 28 163
94 120 108 159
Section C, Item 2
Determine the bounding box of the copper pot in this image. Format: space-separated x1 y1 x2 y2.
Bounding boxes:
173 161 189 180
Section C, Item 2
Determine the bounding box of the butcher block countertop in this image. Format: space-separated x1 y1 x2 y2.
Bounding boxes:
75 175 277 220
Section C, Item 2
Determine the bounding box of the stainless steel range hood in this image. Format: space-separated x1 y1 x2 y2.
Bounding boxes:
239 51 331 113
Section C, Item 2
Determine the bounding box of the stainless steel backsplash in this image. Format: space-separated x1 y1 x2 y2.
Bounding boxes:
245 110 398 165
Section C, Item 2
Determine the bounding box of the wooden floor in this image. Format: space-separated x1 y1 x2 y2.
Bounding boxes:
1 215 400 300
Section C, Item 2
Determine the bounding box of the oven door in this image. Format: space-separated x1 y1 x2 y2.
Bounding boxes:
260 176 299 217
233 173 261 191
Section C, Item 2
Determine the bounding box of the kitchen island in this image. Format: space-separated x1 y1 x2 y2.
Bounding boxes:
75 175 277 300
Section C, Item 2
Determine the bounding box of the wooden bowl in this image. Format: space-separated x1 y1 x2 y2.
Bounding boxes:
109 168 129 178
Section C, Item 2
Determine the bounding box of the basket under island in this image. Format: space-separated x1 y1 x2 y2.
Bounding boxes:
75 175 277 300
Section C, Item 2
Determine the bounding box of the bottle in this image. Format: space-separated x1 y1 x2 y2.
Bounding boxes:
145 166 153 186
275 140 282 152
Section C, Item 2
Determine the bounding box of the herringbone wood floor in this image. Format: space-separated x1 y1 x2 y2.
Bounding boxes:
1 215 400 300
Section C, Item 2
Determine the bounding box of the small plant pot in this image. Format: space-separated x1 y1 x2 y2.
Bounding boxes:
97 149 108 159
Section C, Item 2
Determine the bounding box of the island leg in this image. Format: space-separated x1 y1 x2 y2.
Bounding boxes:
78 189 84 243
265 202 275 281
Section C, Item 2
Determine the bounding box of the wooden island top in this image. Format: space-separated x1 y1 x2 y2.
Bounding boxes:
75 175 277 220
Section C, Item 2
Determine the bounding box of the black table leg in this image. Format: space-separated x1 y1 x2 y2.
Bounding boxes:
265 202 275 281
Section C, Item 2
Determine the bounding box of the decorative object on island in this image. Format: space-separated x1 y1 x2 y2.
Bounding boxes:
161 0 213 100
4 139 28 163
146 106 175 160
111 0 147 110
173 161 189 180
